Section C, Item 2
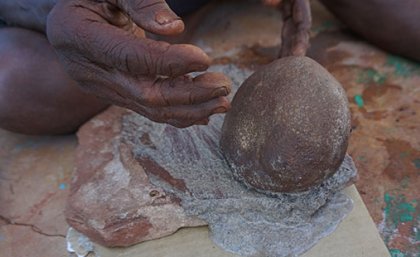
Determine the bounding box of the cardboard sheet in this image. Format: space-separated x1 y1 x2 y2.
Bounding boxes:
89 186 390 257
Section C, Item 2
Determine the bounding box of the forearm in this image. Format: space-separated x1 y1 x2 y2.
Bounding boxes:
0 0 57 32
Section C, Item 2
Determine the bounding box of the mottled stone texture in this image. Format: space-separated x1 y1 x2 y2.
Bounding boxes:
67 65 357 257
221 56 351 193
66 107 205 247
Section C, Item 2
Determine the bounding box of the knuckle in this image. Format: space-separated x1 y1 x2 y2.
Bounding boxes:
47 2 88 48
217 96 231 107
140 80 162 106
145 40 171 75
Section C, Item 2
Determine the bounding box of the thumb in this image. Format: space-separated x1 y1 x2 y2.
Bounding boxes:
121 0 185 35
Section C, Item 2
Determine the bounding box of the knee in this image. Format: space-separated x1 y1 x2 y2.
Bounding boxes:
0 68 46 134
0 67 108 135
0 28 109 135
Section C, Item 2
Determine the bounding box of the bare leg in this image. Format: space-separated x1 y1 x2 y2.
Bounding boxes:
320 0 420 62
0 27 109 135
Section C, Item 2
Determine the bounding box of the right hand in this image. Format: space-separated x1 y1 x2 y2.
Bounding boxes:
46 0 232 128
262 0 312 57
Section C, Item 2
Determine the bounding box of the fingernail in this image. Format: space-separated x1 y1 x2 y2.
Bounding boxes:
155 10 181 25
212 87 229 97
212 107 227 114
189 63 208 72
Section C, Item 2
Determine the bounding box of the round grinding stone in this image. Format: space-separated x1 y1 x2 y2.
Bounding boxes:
220 56 351 193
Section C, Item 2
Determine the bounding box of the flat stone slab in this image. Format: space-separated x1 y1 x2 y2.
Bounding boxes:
67 64 357 257
66 186 390 257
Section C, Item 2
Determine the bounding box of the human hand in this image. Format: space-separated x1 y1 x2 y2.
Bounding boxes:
262 0 312 57
280 0 311 57
46 0 231 128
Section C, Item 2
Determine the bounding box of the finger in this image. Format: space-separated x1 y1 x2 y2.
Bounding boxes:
97 69 230 111
76 66 230 127
136 72 232 107
161 96 231 128
93 28 210 76
279 0 293 57
136 97 231 128
291 0 311 56
72 67 133 107
74 21 209 76
47 1 210 77
279 0 311 57
193 118 210 126
291 30 310 56
118 0 185 35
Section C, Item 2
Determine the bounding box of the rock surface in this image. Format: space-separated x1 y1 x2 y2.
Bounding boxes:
66 107 206 247
67 65 357 257
221 56 351 193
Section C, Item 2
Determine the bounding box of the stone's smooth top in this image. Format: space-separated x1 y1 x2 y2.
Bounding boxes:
221 56 351 193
